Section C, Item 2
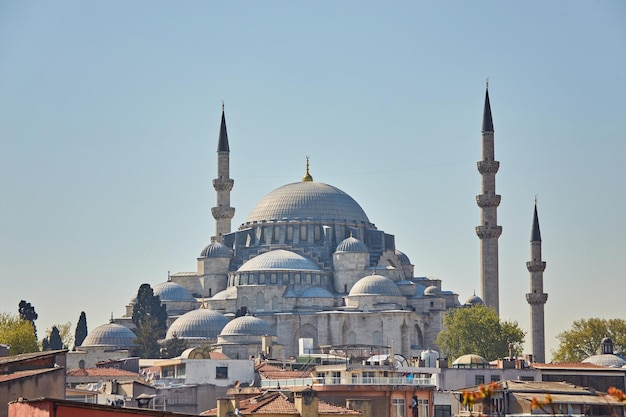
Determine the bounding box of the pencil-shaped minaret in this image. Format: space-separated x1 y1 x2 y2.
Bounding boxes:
211 104 235 242
526 201 548 363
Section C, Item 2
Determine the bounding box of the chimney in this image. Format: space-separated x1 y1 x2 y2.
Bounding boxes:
437 358 448 369
294 388 318 417
217 397 238 417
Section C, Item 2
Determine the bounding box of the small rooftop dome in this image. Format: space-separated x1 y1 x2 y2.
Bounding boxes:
238 249 321 272
452 354 490 368
335 236 368 253
153 281 196 303
465 293 484 306
82 321 136 348
166 308 229 340
200 241 231 258
220 315 276 337
349 274 402 297
424 285 440 296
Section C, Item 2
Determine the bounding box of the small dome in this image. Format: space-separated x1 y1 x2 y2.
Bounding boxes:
82 322 136 348
220 315 276 337
335 236 368 253
301 287 334 298
166 309 229 340
349 274 402 297
452 354 490 368
200 241 231 258
238 249 321 272
424 285 440 296
153 281 196 303
211 286 237 300
582 354 626 368
395 250 411 265
465 294 484 306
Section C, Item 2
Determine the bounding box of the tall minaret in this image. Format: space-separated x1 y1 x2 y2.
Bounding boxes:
211 104 235 243
476 83 502 314
526 201 548 363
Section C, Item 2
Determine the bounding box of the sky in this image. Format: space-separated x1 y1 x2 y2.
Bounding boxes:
1 1 624 361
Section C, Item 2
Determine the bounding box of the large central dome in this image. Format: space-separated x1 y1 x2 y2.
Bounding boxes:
242 181 372 227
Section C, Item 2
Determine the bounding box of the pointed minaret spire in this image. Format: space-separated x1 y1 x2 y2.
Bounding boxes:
211 104 235 243
526 200 548 363
476 83 502 314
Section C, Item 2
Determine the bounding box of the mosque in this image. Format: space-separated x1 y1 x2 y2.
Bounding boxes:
99 87 549 362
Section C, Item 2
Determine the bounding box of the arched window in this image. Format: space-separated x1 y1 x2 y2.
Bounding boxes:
259 274 265 284
373 330 382 346
241 297 249 308
271 296 279 311
348 331 357 345
270 274 277 284
256 292 265 310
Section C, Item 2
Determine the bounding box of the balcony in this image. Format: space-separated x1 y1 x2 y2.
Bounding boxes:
260 375 435 388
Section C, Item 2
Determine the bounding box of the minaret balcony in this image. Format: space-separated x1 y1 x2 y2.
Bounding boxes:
213 178 234 192
476 194 501 207
526 261 546 272
477 160 500 174
475 225 502 239
526 292 548 305
211 207 236 219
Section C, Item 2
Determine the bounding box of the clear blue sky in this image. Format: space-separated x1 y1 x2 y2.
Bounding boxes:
1 1 624 360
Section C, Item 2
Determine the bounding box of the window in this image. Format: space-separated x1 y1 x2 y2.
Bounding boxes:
216 366 228 379
270 274 277 284
259 274 265 284
362 371 375 383
176 364 186 378
416 399 429 417
332 371 341 384
300 225 307 240
286 226 293 242
352 373 358 384
392 398 405 417
491 375 501 382
434 405 451 417
475 375 485 385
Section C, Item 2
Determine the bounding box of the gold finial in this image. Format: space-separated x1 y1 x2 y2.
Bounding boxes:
302 155 313 182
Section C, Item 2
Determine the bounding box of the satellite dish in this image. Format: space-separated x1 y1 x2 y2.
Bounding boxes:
96 380 104 391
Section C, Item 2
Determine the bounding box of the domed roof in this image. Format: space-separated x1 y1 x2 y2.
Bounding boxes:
465 293 484 306
582 354 626 368
153 281 196 303
424 285 440 296
238 249 321 272
452 354 490 368
200 241 231 258
220 315 276 337
349 274 402 297
166 308 229 340
242 182 373 227
335 236 368 253
82 321 136 348
395 250 411 265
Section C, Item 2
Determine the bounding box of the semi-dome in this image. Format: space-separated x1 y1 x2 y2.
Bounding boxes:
154 281 196 303
452 354 490 368
349 274 402 297
200 241 231 258
335 236 368 253
242 182 373 227
395 250 411 265
424 285 440 296
238 249 321 272
220 315 276 337
82 321 136 348
166 308 229 340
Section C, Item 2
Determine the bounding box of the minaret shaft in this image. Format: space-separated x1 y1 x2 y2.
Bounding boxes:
211 108 235 242
476 88 501 314
526 204 547 363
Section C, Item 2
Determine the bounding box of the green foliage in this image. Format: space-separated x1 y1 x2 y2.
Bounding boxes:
18 300 38 338
552 318 626 362
0 313 39 355
160 333 188 359
131 284 168 358
436 304 525 361
42 322 73 350
74 311 88 348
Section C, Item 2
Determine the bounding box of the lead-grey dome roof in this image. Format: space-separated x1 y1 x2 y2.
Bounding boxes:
335 236 368 253
200 241 231 258
465 294 484 306
82 322 136 348
424 285 441 296
582 354 626 368
153 281 196 303
395 250 411 265
242 182 373 227
349 274 402 297
238 249 321 272
220 315 276 337
166 309 229 340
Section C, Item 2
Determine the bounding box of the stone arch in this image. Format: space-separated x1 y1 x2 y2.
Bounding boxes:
412 323 424 349
341 322 349 345
256 292 265 310
241 296 249 308
292 323 318 354
348 331 356 345
271 296 280 311
400 320 409 356
372 330 383 346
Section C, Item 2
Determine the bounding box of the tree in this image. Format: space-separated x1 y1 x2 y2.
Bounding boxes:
160 333 188 359
0 313 39 355
131 284 168 358
74 311 88 349
18 300 38 338
436 304 525 361
552 318 626 362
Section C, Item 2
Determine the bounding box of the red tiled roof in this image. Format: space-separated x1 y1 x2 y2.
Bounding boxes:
532 362 618 369
67 367 139 377
0 368 59 383
209 351 230 360
256 363 311 379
